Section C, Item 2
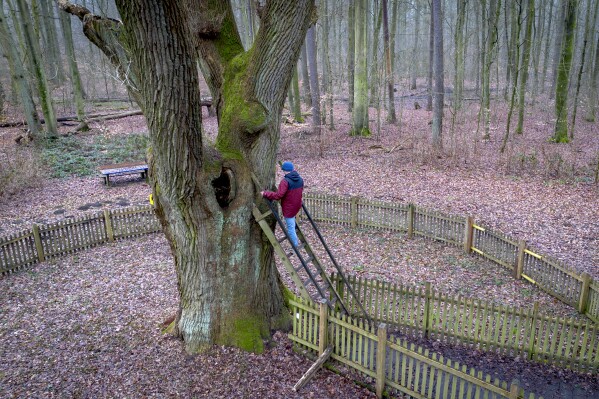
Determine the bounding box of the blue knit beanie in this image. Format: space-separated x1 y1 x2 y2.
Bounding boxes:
281 161 294 172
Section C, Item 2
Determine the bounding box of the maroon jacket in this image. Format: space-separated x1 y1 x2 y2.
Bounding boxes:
263 171 304 217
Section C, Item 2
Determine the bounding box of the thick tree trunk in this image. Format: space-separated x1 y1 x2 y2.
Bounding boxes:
291 67 304 122
63 0 314 354
550 0 567 99
40 0 65 85
553 0 577 143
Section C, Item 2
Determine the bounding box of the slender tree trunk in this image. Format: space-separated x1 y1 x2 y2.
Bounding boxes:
570 0 598 134
291 67 304 122
348 1 356 112
410 0 421 90
531 0 546 102
585 35 599 121
40 0 65 85
306 26 321 137
0 77 4 119
16 0 58 138
453 0 466 110
481 0 502 140
59 11 87 128
432 0 444 151
516 0 535 134
475 0 482 93
369 2 383 105
550 0 567 98
427 2 433 111
553 0 577 143
390 0 399 79
504 1 517 100
352 0 370 136
382 0 396 123
541 0 555 93
0 0 42 137
320 0 334 129
501 0 524 152
300 44 312 107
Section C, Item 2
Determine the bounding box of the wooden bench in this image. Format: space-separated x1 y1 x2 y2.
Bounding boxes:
99 162 148 186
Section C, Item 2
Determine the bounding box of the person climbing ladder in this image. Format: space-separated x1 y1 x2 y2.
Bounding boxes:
261 161 304 247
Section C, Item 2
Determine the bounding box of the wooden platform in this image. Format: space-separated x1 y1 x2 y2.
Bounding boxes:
99 161 148 186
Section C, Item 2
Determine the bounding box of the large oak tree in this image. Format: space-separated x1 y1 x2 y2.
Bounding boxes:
60 0 315 354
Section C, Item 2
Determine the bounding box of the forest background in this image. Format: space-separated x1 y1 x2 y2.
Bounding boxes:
0 0 598 397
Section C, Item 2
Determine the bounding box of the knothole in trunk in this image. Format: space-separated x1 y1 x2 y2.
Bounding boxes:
212 168 236 208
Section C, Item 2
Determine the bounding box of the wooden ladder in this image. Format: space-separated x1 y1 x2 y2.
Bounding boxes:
252 200 371 323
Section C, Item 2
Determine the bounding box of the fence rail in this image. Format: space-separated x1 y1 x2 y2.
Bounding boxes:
302 193 598 323
0 206 161 275
332 274 599 374
1 193 597 323
290 297 541 399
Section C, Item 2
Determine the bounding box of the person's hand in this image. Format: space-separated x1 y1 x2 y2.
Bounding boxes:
260 191 264 196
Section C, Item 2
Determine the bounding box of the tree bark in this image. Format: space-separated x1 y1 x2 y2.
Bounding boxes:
585 35 599 122
59 10 87 129
352 0 370 136
541 0 555 93
570 0 598 134
306 25 321 136
348 1 356 112
427 1 433 111
553 0 577 143
39 0 65 84
16 0 58 138
516 0 535 135
62 0 315 354
550 0 567 98
300 44 312 107
410 0 421 90
382 0 396 123
481 0 502 140
0 0 42 137
431 0 444 151
453 0 466 110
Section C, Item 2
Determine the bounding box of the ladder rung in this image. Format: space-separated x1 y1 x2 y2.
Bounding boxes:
302 278 314 288
277 236 287 243
285 251 295 258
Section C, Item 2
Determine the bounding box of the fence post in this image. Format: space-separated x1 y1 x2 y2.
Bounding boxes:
578 273 592 314
335 273 345 313
407 203 415 238
318 299 329 355
104 209 115 242
376 323 387 399
526 302 539 360
32 224 45 262
463 216 474 253
508 379 520 399
350 197 358 228
514 240 526 279
423 282 432 338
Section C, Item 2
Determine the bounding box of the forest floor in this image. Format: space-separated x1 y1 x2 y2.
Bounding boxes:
0 94 598 398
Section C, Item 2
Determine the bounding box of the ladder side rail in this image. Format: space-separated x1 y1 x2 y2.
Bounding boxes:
301 203 373 324
266 200 329 301
295 225 349 315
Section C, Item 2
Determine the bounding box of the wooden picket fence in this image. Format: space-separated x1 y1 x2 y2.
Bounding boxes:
331 274 599 374
289 296 543 399
1 193 597 324
301 193 599 323
0 206 161 274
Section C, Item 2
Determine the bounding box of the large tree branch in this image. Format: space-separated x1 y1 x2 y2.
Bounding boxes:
58 0 141 105
184 1 245 118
